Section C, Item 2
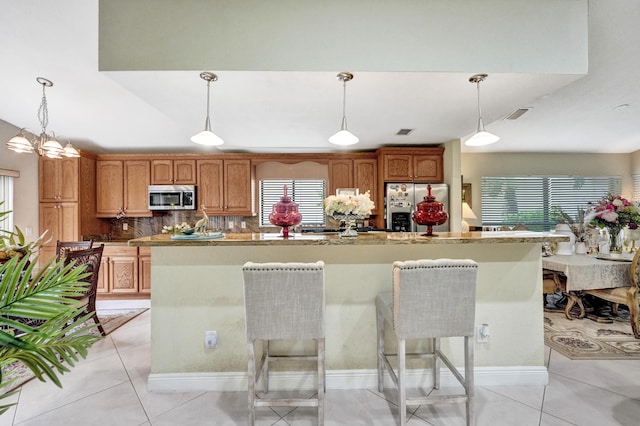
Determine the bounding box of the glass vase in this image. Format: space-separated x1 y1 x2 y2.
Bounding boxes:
608 227 622 253
332 214 362 238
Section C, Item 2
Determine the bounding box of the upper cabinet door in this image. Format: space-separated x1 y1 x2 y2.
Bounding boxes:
413 155 443 182
354 158 378 214
96 160 124 217
382 154 413 181
39 157 78 202
223 160 254 215
173 160 196 184
328 159 354 196
197 159 224 213
124 160 152 217
150 160 173 185
151 159 197 184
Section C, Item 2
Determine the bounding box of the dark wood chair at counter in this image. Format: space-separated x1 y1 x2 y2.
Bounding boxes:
56 240 93 261
242 261 325 426
376 259 478 426
63 244 105 336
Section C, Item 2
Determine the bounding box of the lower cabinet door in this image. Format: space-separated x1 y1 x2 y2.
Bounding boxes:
109 256 138 294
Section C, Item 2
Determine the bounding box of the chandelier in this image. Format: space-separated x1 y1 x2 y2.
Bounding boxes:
6 77 80 158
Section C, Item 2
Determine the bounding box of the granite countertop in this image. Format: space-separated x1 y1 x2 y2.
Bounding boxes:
127 231 568 247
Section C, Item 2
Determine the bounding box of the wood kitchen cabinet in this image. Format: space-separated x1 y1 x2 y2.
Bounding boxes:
378 148 444 182
151 159 196 185
138 246 151 294
39 157 79 202
329 158 379 214
328 160 353 196
96 160 151 217
97 245 139 295
38 153 106 267
197 159 254 215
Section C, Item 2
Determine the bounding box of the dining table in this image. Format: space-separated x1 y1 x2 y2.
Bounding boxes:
542 253 632 319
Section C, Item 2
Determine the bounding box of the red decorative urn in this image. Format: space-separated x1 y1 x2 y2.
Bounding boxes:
411 184 448 237
269 186 302 238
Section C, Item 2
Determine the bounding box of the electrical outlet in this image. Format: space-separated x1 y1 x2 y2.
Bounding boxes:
241 221 247 229
123 222 128 231
205 330 218 349
477 324 490 343
25 226 33 236
228 221 234 229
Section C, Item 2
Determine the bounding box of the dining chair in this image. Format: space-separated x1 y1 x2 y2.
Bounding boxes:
584 248 640 338
242 261 325 426
56 240 93 260
376 259 478 426
62 244 105 336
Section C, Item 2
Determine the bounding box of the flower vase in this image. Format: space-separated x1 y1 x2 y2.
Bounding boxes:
608 227 622 253
333 214 361 238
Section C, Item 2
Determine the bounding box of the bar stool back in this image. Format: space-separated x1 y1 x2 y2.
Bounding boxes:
242 261 325 425
376 259 478 426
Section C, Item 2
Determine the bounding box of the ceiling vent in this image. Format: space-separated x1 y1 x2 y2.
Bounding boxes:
505 108 531 120
396 128 415 136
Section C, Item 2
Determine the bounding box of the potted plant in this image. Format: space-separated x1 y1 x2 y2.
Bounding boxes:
0 204 102 414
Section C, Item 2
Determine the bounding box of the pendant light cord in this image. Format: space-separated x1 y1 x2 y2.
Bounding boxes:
204 80 212 132
341 79 348 130
476 80 485 132
38 83 49 133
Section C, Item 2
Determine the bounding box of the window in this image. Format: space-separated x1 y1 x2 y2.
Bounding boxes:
481 176 621 231
260 179 326 227
0 175 14 233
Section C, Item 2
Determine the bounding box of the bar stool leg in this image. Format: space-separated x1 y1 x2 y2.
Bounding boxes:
465 335 475 426
434 337 441 389
398 338 407 426
317 338 325 425
263 340 270 393
247 341 256 426
376 307 385 392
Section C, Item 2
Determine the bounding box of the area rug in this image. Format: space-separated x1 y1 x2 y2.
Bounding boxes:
544 310 640 360
1 308 148 394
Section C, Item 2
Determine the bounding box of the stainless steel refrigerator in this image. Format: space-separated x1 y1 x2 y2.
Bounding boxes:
385 183 449 233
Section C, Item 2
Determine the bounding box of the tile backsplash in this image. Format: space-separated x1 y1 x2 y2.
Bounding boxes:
104 212 262 240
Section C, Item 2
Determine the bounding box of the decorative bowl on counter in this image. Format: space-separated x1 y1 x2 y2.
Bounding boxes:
411 184 448 237
269 185 302 238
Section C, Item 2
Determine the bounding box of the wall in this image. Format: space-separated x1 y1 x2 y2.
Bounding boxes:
461 152 632 228
0 119 39 238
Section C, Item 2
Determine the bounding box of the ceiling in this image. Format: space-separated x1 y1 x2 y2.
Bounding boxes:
1 1 639 155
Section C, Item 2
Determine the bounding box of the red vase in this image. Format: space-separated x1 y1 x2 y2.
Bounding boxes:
268 186 302 238
412 184 448 236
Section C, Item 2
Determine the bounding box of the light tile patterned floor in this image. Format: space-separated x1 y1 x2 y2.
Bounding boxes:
2 301 640 425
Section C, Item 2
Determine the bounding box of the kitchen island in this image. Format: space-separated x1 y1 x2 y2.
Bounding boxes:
129 231 566 392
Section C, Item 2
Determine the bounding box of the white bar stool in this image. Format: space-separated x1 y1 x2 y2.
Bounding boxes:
376 259 478 426
242 261 325 426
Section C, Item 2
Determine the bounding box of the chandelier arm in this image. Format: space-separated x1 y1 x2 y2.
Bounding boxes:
38 82 49 133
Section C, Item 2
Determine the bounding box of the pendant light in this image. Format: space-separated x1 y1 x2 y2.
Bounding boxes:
465 73 499 146
191 72 224 146
6 77 80 158
329 72 359 146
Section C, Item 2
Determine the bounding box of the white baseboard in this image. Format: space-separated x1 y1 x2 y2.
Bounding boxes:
148 366 548 393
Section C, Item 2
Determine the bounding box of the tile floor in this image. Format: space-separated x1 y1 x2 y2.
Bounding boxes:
2 300 640 425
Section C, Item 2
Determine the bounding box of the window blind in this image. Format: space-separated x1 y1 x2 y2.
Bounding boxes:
481 176 621 231
260 179 326 227
0 176 14 233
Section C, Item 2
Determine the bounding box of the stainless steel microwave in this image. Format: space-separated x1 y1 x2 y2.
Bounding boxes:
148 185 196 211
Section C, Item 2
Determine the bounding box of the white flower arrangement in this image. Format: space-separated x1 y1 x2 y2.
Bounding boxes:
324 191 375 217
161 222 192 234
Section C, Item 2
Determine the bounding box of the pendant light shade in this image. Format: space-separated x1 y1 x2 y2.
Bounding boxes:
466 74 499 147
329 72 359 146
191 72 224 146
